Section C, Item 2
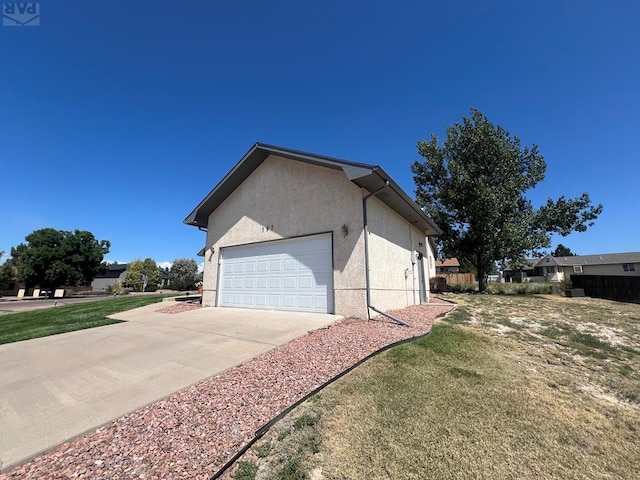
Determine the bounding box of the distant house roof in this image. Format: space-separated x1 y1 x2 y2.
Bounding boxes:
435 258 460 268
501 259 537 272
535 252 640 267
160 270 170 280
183 143 442 236
93 263 127 279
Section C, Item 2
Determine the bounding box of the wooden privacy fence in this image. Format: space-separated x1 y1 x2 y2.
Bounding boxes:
435 273 476 284
571 275 640 302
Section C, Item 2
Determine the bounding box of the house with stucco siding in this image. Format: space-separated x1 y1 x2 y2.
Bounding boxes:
91 263 127 292
184 143 441 319
534 252 640 282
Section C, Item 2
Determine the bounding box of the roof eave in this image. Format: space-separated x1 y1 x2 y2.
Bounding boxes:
184 144 443 236
352 166 443 236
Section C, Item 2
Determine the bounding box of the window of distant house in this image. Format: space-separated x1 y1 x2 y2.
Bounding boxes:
622 263 636 272
573 265 583 273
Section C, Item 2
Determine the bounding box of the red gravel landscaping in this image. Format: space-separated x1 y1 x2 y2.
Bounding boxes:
155 303 202 314
1 303 453 480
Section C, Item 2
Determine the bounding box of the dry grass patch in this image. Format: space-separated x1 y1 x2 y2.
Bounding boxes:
239 294 640 480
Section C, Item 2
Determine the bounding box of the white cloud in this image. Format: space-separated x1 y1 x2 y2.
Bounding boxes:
158 261 173 270
198 261 204 274
104 259 128 265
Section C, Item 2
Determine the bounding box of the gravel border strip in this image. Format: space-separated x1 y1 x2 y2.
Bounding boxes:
211 306 454 479
1 303 453 480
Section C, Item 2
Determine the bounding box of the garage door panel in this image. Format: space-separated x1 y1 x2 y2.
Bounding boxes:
298 296 312 308
298 276 313 289
268 295 281 307
315 296 327 309
219 234 333 313
257 261 269 272
270 260 283 271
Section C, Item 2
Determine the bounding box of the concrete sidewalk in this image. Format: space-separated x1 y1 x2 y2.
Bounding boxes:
0 304 340 470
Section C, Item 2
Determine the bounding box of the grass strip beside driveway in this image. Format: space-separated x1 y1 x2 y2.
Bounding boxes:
0 295 170 344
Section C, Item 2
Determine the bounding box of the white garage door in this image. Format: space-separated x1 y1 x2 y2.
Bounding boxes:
218 234 334 313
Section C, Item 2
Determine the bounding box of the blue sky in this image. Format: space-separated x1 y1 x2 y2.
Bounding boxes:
1 0 638 268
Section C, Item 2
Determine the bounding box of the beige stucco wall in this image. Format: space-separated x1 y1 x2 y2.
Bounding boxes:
426 241 436 280
202 155 368 318
366 196 430 312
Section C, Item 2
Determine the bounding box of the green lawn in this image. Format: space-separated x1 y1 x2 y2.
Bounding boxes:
243 294 640 480
0 295 171 344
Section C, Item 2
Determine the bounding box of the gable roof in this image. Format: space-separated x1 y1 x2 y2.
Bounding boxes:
184 143 442 236
501 259 537 271
94 263 127 279
536 252 640 267
435 258 460 267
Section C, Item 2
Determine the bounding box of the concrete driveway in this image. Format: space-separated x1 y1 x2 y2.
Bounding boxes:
0 304 340 470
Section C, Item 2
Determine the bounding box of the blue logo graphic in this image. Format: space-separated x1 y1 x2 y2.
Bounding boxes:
3 2 40 26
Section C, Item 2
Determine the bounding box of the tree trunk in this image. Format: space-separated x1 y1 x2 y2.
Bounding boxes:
476 254 488 292
478 268 487 293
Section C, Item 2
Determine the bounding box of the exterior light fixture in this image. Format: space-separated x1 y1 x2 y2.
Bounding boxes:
341 224 349 237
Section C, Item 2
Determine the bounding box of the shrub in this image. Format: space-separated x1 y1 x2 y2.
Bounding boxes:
430 277 447 293
105 282 123 295
559 277 572 291
448 282 477 293
488 282 508 295
486 282 554 295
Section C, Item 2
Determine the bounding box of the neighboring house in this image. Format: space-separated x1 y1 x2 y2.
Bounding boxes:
435 258 460 274
502 259 537 283
534 252 640 282
184 143 442 319
91 263 127 292
159 269 171 287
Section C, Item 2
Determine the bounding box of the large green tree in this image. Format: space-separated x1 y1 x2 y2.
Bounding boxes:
169 258 199 291
552 244 576 257
0 253 15 290
124 258 161 292
10 228 110 289
412 109 602 292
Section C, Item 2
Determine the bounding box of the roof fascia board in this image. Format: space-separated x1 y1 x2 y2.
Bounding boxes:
183 143 262 226
184 143 443 236
255 144 375 180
